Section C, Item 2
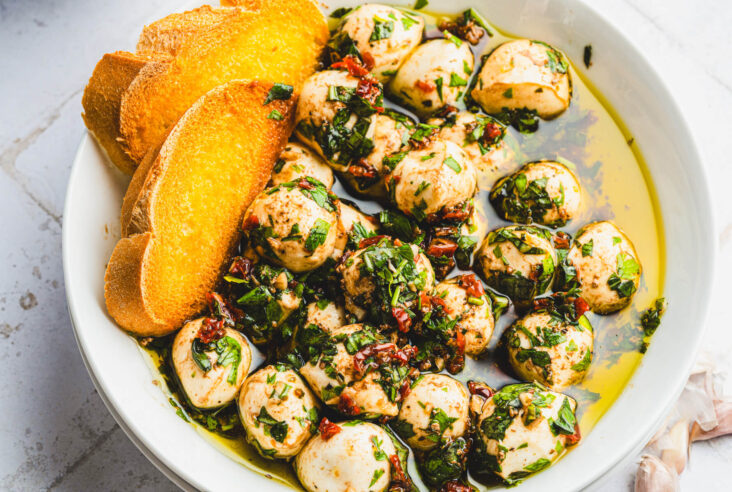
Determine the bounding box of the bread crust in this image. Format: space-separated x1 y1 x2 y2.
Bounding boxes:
105 80 296 337
81 0 327 174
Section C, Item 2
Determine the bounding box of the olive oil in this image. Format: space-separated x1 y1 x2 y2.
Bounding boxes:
142 5 665 490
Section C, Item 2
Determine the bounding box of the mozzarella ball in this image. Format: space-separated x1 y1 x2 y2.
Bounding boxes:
427 111 514 172
434 276 495 356
490 160 582 228
172 318 252 410
238 365 319 459
390 38 474 117
294 69 376 165
270 142 334 189
296 421 396 492
386 139 477 220
505 311 594 390
395 374 470 451
341 113 413 197
474 226 556 301
566 221 642 314
336 4 425 82
304 300 348 334
472 39 572 119
242 180 341 272
299 324 399 418
339 238 435 321
473 383 579 480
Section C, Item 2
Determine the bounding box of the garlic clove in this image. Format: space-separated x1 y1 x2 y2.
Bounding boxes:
660 420 689 474
691 400 732 442
635 454 679 492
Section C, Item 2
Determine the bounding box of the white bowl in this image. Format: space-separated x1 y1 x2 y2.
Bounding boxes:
63 0 716 490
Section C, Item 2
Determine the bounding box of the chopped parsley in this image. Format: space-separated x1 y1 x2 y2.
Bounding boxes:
263 83 293 105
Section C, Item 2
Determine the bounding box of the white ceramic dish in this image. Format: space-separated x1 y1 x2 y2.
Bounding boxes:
63 0 716 490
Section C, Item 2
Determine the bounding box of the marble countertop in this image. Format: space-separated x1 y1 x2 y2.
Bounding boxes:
1 0 730 490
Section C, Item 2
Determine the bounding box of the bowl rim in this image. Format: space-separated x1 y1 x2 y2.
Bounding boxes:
63 0 717 490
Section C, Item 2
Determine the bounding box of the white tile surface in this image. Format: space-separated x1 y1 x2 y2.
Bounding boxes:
0 0 730 490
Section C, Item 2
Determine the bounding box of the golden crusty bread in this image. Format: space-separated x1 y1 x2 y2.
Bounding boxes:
105 80 296 337
82 0 327 174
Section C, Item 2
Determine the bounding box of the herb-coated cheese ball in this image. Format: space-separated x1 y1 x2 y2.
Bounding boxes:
395 374 470 451
295 420 397 492
565 221 642 314
294 69 377 166
389 37 474 117
427 111 513 172
385 139 477 221
270 142 334 189
335 4 425 82
238 364 319 459
339 237 435 322
472 383 580 482
505 311 593 390
474 226 556 302
490 160 582 228
433 275 495 356
172 318 252 410
304 300 348 334
342 113 413 197
242 178 342 272
299 324 399 418
472 39 572 119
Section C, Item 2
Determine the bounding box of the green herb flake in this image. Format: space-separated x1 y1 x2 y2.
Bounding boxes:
581 239 593 257
304 219 331 252
267 109 283 120
570 349 592 372
263 83 294 105
443 156 461 173
449 72 468 87
370 17 395 42
414 0 428 10
503 88 513 98
369 469 385 487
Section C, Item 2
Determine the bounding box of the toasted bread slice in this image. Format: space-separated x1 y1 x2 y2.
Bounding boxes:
81 51 170 175
105 80 296 337
81 0 327 174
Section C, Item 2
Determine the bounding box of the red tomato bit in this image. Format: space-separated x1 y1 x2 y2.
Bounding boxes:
318 417 342 440
457 273 485 298
197 318 226 344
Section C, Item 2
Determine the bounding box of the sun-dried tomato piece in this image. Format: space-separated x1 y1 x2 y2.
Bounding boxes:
532 297 553 311
439 18 485 45
457 273 485 298
440 481 472 492
356 76 384 112
242 214 260 230
482 122 504 147
427 238 458 257
565 423 582 446
553 231 571 249
361 51 375 70
415 79 436 92
348 159 378 179
297 177 315 190
430 202 472 223
432 225 460 237
388 454 413 491
358 235 387 249
331 55 370 77
228 256 253 278
318 417 342 440
198 318 226 343
337 393 361 416
468 381 495 399
573 297 590 318
353 343 416 375
392 307 412 333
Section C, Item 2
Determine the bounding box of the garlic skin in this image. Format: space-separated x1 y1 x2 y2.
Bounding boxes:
659 420 689 474
635 455 679 492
